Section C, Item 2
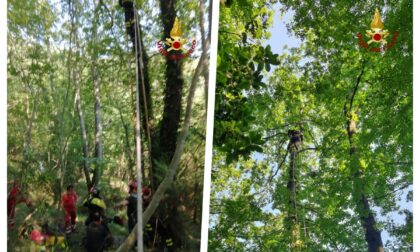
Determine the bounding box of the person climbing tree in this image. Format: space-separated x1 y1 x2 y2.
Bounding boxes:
83 187 106 226
84 212 113 252
61 184 77 234
7 179 33 229
287 130 303 151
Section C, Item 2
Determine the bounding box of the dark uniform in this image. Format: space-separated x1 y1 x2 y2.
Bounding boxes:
126 193 138 232
85 215 113 252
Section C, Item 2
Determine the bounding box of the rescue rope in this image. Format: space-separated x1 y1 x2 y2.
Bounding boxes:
133 9 154 189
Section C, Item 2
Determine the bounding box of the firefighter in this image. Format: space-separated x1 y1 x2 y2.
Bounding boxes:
61 184 77 234
115 181 142 232
84 212 113 252
115 181 156 248
7 179 33 229
115 181 153 230
83 187 106 226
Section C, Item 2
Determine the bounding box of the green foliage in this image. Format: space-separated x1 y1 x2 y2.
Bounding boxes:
214 1 279 162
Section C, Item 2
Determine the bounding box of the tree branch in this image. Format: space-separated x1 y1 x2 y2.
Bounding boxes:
267 149 289 184
344 62 365 117
371 183 412 201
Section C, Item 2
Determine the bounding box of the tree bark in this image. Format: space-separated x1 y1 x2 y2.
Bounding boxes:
158 0 184 164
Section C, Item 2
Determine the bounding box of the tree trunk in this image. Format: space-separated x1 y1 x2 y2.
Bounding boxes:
116 45 208 252
199 0 209 109
158 0 184 164
152 3 186 246
118 107 135 175
120 0 154 187
57 0 77 209
91 2 103 187
286 130 302 251
67 0 91 189
73 43 91 189
347 118 384 252
23 93 37 169
344 66 384 252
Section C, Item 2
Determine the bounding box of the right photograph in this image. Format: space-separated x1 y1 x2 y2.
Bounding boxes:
210 1 412 251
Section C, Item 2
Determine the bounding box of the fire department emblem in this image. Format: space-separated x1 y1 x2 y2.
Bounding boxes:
357 8 398 52
157 17 196 60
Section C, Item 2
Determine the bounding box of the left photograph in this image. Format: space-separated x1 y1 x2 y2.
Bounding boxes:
7 0 210 251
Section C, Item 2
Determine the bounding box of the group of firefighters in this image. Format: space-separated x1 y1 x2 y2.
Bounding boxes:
7 179 172 251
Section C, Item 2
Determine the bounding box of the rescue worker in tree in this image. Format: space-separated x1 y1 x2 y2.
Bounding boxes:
287 129 303 150
84 212 113 252
61 184 77 234
118 0 136 44
7 179 33 229
83 187 106 226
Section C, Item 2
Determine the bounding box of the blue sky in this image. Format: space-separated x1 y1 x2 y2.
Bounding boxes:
265 8 300 56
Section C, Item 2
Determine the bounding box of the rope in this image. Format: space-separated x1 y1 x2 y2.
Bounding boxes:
292 150 299 247
133 10 154 189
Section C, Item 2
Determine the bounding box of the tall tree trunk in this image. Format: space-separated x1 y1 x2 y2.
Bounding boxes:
120 0 154 187
345 66 384 252
58 0 77 208
73 33 91 189
116 43 209 252
158 0 184 164
23 94 37 168
199 0 209 109
91 2 103 187
20 91 38 188
347 117 384 252
286 130 303 251
118 107 135 175
74 71 91 188
156 2 201 249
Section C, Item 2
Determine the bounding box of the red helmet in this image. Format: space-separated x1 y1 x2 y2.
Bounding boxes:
129 180 138 190
142 187 151 196
30 230 46 244
89 186 100 196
